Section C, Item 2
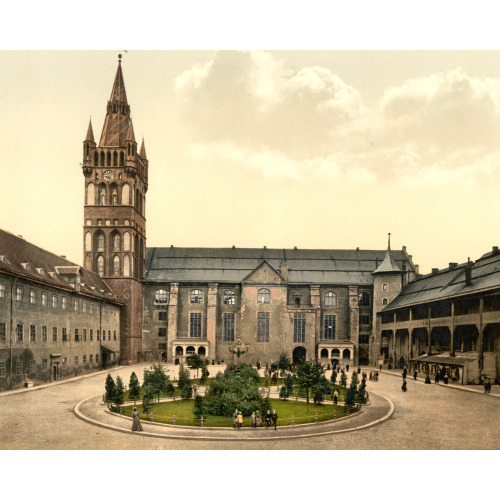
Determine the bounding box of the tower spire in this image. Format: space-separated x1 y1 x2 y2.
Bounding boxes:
372 233 401 275
140 137 147 159
84 118 95 143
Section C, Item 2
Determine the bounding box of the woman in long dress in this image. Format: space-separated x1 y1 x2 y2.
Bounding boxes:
132 407 143 431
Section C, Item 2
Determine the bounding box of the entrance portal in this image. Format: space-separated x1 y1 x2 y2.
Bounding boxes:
293 346 306 365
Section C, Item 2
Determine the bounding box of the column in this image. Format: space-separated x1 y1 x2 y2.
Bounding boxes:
311 286 320 357
206 283 218 362
167 283 178 363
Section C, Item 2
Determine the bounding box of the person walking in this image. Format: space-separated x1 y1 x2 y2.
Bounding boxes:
401 380 407 392
413 370 418 381
369 371 373 381
265 410 271 429
251 411 256 428
402 371 407 380
346 364 350 372
443 372 449 385
434 372 440 384
131 407 143 432
333 389 339 405
271 409 278 430
237 411 243 429
256 410 261 427
425 373 431 384
233 409 239 429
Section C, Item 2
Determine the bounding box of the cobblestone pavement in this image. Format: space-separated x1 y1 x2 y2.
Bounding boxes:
0 364 498 449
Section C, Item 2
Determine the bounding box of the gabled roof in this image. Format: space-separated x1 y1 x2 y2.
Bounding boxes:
144 246 414 285
242 260 284 284
372 234 402 275
383 250 500 311
0 228 121 304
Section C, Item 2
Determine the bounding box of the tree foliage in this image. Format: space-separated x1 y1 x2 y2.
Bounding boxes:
142 384 155 414
193 395 207 419
313 375 331 405
330 369 338 385
177 363 191 390
143 363 174 402
277 353 292 376
345 386 356 411
129 372 140 401
187 354 205 379
114 376 125 405
340 372 348 388
105 374 116 402
294 360 324 409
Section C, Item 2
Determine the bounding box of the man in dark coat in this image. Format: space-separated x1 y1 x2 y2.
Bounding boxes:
265 410 272 429
271 409 278 430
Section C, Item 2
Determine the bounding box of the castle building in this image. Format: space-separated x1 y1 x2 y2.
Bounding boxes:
0 229 122 391
81 57 148 364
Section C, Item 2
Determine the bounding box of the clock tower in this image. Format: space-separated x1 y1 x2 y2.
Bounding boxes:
82 56 148 364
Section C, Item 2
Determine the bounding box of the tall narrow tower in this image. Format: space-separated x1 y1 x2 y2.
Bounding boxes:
82 55 148 364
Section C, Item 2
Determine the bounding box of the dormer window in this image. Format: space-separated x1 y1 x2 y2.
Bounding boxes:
0 255 8 263
36 268 45 275
21 263 31 271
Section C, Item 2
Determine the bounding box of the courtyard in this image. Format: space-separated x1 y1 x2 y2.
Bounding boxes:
0 363 498 450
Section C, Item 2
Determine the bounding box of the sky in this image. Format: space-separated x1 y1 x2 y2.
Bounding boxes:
1 50 500 274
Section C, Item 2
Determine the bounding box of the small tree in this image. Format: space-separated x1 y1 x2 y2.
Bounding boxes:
193 395 206 419
200 360 209 384
279 385 290 400
143 363 172 402
187 354 204 379
351 371 359 386
114 376 125 405
330 370 338 385
129 372 140 402
104 374 116 402
142 385 155 414
181 382 193 400
277 353 292 376
345 386 356 411
340 372 348 388
358 379 367 402
178 363 190 390
295 360 324 410
313 375 331 404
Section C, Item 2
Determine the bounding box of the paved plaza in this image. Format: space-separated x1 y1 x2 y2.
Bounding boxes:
0 364 499 450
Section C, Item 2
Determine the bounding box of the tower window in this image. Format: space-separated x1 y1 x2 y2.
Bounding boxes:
224 291 236 305
155 290 168 304
191 290 203 304
383 298 388 305
99 186 106 205
258 289 270 304
113 234 120 250
97 255 104 276
123 255 130 277
112 189 118 205
120 151 124 166
100 151 105 166
324 291 337 307
107 151 111 166
383 284 388 291
112 103 117 112
94 151 98 165
113 151 118 166
86 183 95 206
113 255 120 274
97 234 105 251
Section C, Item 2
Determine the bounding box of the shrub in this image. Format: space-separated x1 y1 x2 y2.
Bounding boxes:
181 383 193 400
129 372 140 401
114 376 125 405
330 370 337 385
105 374 116 402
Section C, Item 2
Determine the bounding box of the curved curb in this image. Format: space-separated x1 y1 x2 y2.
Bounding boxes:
73 391 395 442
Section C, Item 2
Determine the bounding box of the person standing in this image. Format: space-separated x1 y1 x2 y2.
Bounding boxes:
333 389 339 405
413 370 418 381
251 411 256 428
401 380 407 392
256 410 261 427
346 364 350 372
131 407 143 432
443 372 449 385
237 411 243 430
271 409 278 430
233 409 239 429
434 372 440 384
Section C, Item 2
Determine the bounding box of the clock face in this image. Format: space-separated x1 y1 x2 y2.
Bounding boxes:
103 170 114 182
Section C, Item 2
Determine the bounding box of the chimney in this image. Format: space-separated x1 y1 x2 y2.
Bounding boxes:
60 255 66 259
465 258 472 286
402 245 407 252
432 268 439 275
449 262 457 270
415 264 419 275
294 246 297 250
232 245 235 249
492 246 499 256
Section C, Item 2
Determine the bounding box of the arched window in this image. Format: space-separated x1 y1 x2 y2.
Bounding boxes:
86 183 95 205
122 184 130 205
224 291 236 305
123 255 130 277
258 288 270 304
190 290 203 304
155 290 168 304
120 151 124 166
94 151 98 165
112 188 118 205
324 291 337 307
97 255 104 276
100 151 105 166
359 292 370 307
383 298 388 305
113 151 118 166
123 232 130 251
107 151 111 166
113 255 120 274
113 233 120 250
85 232 92 251
99 186 106 205
96 233 105 251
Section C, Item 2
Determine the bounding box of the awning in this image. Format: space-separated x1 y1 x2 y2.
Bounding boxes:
50 353 62 358
100 345 117 354
411 355 472 366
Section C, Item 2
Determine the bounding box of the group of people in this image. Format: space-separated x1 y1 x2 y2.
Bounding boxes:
368 371 379 381
233 409 279 430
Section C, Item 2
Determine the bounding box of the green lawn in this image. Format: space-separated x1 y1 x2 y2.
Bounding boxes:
118 398 357 427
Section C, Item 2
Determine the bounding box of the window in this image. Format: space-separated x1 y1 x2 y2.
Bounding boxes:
29 360 36 373
0 323 6 342
359 334 370 344
30 290 36 304
0 283 5 298
90 329 94 341
89 303 93 314
382 298 388 305
97 330 100 341
358 292 370 307
257 312 269 342
16 287 22 301
53 327 58 342
113 234 120 249
60 296 66 309
87 182 95 205
190 313 202 337
293 313 306 343
223 313 235 341
108 330 111 341
42 326 47 342
97 255 104 276
359 314 370 326
382 284 388 291
74 299 78 311
224 291 236 305
100 186 106 205
74 356 79 366
16 360 23 375
41 358 47 370
42 293 47 306
30 325 36 342
112 188 118 205
85 232 92 251
90 354 93 364
258 289 270 304
0 362 5 377
158 311 167 321
96 354 99 364
190 290 203 304
324 291 337 307
16 324 23 342
52 295 58 308
323 315 336 339
113 331 116 341
75 329 79 342
155 289 168 304
97 234 105 251
113 255 120 274
83 355 87 365
158 328 167 337
62 328 68 342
